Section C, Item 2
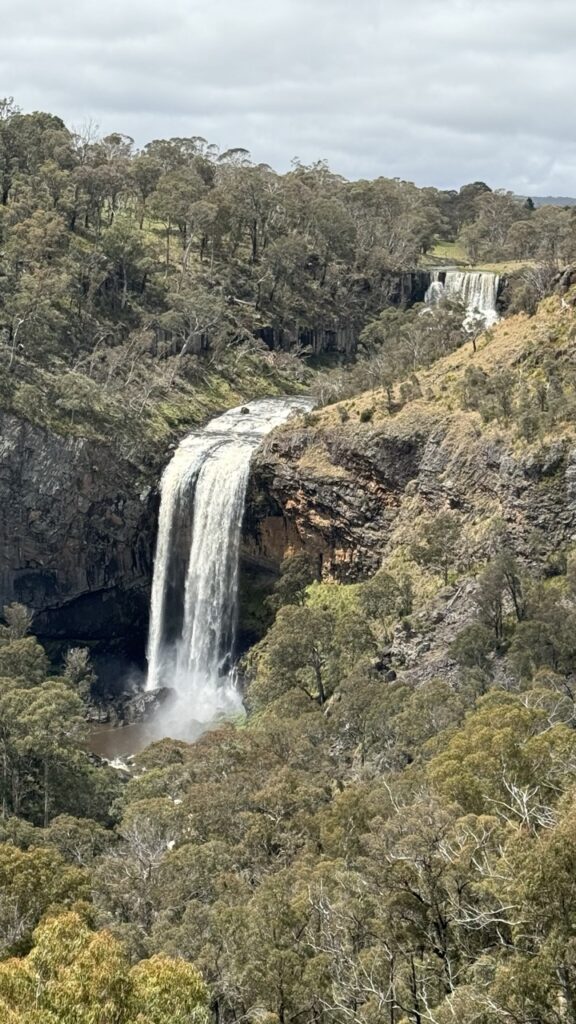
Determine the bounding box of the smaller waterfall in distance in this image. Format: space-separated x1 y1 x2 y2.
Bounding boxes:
425 269 500 327
146 397 313 739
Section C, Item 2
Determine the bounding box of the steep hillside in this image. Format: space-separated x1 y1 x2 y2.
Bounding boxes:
248 293 575 564
245 293 576 633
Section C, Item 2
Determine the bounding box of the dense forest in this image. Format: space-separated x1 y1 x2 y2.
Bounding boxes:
2 98 576 1024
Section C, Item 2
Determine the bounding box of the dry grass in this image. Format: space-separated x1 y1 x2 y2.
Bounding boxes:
310 296 576 433
298 442 352 479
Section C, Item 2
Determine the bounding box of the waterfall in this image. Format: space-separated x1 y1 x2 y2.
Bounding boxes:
425 277 445 307
146 397 312 734
425 270 500 327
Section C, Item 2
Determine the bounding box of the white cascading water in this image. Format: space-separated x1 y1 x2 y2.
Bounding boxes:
146 397 313 737
425 270 500 327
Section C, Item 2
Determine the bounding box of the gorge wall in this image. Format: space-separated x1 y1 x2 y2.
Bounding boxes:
0 412 157 661
0 286 564 678
242 407 576 581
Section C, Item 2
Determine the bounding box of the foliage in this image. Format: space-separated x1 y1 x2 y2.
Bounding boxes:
0 845 88 956
314 298 473 407
265 552 320 612
4 546 576 1023
456 188 576 264
0 612 120 825
0 101 457 450
0 912 209 1024
410 509 462 584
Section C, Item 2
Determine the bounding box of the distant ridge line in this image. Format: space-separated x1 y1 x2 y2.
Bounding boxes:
521 196 576 207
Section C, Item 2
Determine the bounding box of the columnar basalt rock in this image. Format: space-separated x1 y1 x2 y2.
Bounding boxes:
243 417 437 579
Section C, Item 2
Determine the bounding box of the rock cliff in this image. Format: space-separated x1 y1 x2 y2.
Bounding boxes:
244 413 436 579
244 410 576 581
0 412 157 658
241 367 576 696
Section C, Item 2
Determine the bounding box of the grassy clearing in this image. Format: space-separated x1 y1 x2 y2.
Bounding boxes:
427 241 469 265
475 259 534 275
425 241 535 277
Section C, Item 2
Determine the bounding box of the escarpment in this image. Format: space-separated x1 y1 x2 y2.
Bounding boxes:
243 414 437 579
4 394 576 660
243 295 576 583
0 411 157 656
243 407 576 582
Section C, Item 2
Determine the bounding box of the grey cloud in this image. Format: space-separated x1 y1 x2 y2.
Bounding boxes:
2 0 576 193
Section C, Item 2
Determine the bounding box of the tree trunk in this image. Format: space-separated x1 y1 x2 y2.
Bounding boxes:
165 220 171 274
1 745 8 819
43 761 50 827
314 660 326 705
12 767 21 817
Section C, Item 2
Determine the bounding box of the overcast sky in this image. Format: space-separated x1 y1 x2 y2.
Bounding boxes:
3 0 576 193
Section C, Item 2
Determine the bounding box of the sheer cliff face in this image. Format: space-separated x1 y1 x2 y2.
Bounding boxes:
0 412 156 647
243 419 432 580
243 409 576 580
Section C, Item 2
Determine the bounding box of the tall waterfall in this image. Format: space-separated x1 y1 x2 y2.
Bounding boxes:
425 270 500 327
146 397 312 734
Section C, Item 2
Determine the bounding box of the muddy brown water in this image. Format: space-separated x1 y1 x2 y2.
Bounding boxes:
87 714 217 762
87 722 159 760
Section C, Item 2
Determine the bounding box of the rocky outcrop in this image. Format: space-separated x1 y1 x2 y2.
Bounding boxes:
0 412 159 655
87 686 174 726
243 407 576 582
244 410 439 579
